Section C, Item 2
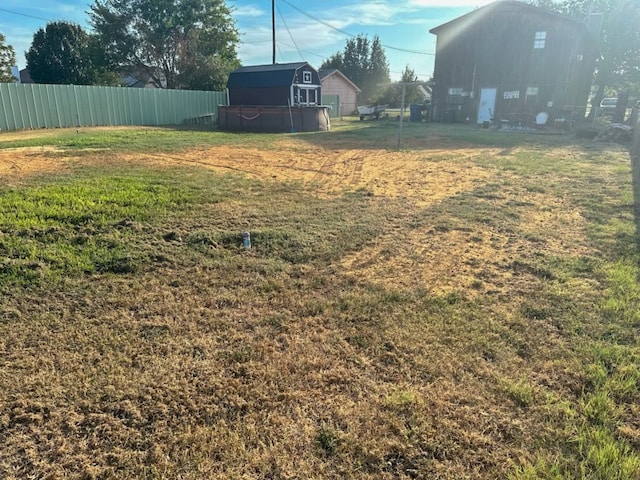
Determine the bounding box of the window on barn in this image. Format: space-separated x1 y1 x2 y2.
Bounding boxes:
294 86 319 106
303 71 312 84
533 31 546 49
447 87 464 105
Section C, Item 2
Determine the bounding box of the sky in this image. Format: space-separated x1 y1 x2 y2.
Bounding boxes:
0 0 497 81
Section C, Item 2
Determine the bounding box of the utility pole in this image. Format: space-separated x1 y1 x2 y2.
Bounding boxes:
380 81 422 150
272 0 276 64
397 83 407 150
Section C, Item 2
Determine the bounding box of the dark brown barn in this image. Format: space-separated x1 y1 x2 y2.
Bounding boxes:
429 0 596 126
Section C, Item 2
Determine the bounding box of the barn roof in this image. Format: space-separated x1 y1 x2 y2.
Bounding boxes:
227 62 314 89
429 0 587 35
318 69 361 93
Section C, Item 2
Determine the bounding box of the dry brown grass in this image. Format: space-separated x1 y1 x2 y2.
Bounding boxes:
0 124 638 479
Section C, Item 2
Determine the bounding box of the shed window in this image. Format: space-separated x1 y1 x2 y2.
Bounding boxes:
303 71 312 84
294 86 319 106
533 31 546 49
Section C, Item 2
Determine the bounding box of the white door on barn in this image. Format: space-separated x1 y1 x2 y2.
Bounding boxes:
477 88 497 124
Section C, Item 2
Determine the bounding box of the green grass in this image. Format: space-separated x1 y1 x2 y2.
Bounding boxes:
0 126 279 153
0 167 205 285
0 162 394 289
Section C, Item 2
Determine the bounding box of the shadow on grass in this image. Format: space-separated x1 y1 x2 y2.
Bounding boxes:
276 118 600 154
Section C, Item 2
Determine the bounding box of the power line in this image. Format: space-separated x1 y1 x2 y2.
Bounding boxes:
277 3 304 61
278 0 434 56
278 41 326 60
279 0 354 39
0 7 50 22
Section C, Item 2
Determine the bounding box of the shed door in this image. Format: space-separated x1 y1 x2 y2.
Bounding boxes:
477 88 496 124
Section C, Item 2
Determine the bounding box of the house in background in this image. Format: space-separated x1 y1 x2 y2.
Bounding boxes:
319 69 361 115
429 0 596 125
19 68 33 84
122 68 167 88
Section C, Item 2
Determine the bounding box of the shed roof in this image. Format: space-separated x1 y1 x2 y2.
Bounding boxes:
227 62 314 89
318 69 361 93
429 0 587 35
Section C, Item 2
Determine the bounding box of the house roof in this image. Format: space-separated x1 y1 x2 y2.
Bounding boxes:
318 69 361 93
227 62 315 89
429 0 588 35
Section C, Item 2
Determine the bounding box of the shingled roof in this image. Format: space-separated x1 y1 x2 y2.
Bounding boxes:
227 62 313 89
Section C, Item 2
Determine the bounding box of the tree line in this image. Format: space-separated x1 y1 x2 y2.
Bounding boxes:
1 0 240 91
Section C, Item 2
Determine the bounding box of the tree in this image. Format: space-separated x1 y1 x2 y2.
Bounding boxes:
89 0 240 90
26 22 94 85
527 0 640 118
378 65 426 107
0 33 17 83
321 34 390 104
85 35 122 86
26 21 119 86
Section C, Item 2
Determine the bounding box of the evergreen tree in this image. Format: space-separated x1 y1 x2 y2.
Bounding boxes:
26 22 119 86
321 34 390 104
26 22 92 85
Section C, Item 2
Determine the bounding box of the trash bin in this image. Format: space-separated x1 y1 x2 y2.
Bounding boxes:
409 104 422 122
441 110 454 123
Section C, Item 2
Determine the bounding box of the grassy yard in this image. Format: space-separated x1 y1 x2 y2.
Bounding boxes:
0 121 639 479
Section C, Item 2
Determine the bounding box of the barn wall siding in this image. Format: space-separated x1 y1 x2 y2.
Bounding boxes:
0 83 227 132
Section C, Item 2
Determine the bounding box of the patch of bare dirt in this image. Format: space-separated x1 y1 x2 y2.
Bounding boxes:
0 147 71 178
122 142 496 203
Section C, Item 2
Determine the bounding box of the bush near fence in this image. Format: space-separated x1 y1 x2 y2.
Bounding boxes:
0 83 227 132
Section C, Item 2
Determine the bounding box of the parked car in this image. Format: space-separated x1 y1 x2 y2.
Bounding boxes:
598 97 617 116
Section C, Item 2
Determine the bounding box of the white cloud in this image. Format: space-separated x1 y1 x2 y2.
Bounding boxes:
238 18 346 67
232 5 266 18
335 2 400 26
